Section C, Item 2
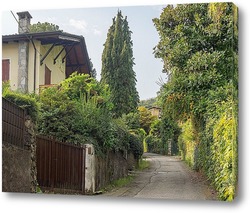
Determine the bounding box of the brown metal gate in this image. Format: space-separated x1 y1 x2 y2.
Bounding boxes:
36 135 86 194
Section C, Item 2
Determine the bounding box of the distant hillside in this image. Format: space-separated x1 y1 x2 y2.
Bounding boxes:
139 97 157 108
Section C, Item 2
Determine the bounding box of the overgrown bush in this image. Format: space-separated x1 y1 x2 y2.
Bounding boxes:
203 99 237 201
38 73 143 158
178 119 198 169
128 133 143 159
2 82 39 122
145 134 161 154
178 99 237 201
154 3 238 201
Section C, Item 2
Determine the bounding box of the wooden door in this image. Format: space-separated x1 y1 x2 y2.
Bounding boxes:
45 65 51 85
2 59 10 82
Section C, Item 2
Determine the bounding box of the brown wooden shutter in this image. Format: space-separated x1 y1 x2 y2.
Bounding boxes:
45 65 51 85
2 59 10 82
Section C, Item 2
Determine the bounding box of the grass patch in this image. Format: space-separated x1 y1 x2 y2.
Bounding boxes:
100 157 150 194
101 175 134 193
112 175 134 187
137 157 150 171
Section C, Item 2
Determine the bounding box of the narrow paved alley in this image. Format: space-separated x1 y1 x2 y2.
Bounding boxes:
102 153 217 200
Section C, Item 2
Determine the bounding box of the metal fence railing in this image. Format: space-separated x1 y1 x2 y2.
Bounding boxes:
2 98 26 148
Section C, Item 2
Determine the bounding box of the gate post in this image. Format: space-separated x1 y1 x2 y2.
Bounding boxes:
84 144 95 194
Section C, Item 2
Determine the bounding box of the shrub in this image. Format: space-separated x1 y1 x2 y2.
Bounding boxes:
204 100 237 201
128 133 143 159
38 73 140 157
2 83 39 122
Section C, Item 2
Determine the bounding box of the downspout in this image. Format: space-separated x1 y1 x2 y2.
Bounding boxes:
31 38 37 92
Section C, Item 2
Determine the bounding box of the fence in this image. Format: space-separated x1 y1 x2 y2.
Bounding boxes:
2 98 26 148
36 135 86 193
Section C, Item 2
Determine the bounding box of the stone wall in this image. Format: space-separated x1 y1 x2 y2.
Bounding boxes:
2 115 37 193
2 144 32 192
95 151 137 191
24 115 38 192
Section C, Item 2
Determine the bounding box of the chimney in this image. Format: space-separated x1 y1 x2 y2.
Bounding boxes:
17 11 32 93
17 11 32 34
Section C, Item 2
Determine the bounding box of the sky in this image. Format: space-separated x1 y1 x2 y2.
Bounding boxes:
1 5 167 100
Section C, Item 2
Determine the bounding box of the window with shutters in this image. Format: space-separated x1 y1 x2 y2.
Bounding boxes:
2 59 10 82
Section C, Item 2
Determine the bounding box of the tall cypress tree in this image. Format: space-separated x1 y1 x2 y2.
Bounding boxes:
101 10 139 118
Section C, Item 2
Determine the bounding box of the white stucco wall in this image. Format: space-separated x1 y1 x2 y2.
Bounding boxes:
39 44 66 86
2 42 19 91
2 41 66 93
85 144 96 194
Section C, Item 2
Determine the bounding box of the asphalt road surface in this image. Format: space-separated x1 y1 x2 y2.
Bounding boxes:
102 153 217 201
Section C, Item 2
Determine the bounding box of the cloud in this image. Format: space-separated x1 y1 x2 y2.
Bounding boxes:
69 18 88 33
68 18 102 36
93 28 102 36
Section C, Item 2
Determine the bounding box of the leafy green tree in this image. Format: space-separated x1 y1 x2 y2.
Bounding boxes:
138 106 156 134
153 3 238 121
30 22 60 32
153 3 238 201
38 72 143 159
89 58 97 79
122 111 140 130
139 97 157 108
101 10 139 118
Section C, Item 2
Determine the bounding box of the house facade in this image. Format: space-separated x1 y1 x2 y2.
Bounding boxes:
148 106 161 119
2 11 91 93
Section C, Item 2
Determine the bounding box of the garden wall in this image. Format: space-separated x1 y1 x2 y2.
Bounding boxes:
95 151 138 191
2 98 37 193
2 144 32 192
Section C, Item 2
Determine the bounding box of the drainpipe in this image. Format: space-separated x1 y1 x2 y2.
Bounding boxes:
31 38 37 92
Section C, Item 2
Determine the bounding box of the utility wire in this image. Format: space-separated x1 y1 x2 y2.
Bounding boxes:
10 10 42 57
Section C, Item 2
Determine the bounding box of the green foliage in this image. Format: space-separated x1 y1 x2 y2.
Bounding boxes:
178 119 197 168
154 2 238 201
38 86 81 143
89 58 97 79
138 106 156 134
128 133 143 159
29 22 60 32
2 83 39 122
38 73 112 148
161 117 180 155
203 97 237 201
101 10 139 117
137 158 150 171
122 112 140 130
145 134 161 154
101 175 134 193
38 72 143 158
139 97 157 108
